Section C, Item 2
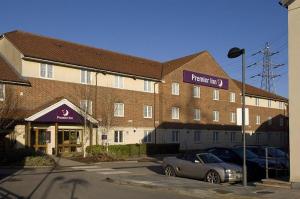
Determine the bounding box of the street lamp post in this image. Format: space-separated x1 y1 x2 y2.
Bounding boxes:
228 47 247 186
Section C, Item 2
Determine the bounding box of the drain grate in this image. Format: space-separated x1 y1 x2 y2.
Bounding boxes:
256 191 274 195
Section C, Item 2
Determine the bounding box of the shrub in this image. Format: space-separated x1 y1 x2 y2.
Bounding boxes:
24 156 55 166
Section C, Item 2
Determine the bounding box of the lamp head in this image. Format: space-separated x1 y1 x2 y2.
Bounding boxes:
227 47 245 58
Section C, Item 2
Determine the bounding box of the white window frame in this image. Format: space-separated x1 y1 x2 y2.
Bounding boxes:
80 100 93 115
193 86 200 98
172 82 179 95
171 107 180 120
171 130 179 143
0 84 5 101
114 130 123 143
213 89 219 100
114 103 124 117
213 111 219 122
114 75 124 89
144 80 152 92
194 131 201 143
143 105 153 118
213 132 219 143
255 98 260 106
143 130 152 143
229 92 236 103
256 115 261 125
194 109 201 121
268 100 272 108
40 63 53 79
80 70 91 84
279 102 284 109
230 112 236 123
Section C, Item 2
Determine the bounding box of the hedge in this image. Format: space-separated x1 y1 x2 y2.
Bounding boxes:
86 143 179 158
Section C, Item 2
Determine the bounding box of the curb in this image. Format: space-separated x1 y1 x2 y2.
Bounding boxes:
0 165 55 169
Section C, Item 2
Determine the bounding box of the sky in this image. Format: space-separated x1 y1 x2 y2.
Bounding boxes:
0 0 288 97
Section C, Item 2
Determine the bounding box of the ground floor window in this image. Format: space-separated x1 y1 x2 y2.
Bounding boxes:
194 131 201 143
114 130 123 143
213 132 219 143
172 130 179 143
143 130 152 143
230 132 236 143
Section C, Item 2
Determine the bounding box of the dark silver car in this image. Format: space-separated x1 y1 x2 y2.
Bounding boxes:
162 152 242 184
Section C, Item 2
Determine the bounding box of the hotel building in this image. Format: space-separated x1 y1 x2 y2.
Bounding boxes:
0 30 288 154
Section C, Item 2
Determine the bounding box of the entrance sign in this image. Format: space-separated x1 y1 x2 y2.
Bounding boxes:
183 70 229 90
35 104 84 124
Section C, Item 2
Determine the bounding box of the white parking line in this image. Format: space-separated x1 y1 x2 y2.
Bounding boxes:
71 165 99 169
97 171 131 175
85 168 114 172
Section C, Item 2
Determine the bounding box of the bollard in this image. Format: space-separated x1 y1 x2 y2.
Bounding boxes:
265 147 269 179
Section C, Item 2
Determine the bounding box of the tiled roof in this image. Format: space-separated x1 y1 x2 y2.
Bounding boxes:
233 79 287 102
0 55 30 86
4 30 163 80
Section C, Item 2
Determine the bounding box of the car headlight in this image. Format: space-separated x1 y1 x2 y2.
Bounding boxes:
225 169 234 174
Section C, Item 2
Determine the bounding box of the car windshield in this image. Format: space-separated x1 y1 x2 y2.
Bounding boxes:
233 147 258 159
197 153 223 164
268 148 287 158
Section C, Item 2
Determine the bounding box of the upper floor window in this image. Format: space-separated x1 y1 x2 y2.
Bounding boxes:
229 92 236 103
268 100 272 108
143 105 153 118
255 98 260 106
213 89 219 100
80 100 93 115
144 80 152 92
114 103 124 117
40 63 53 79
279 102 284 109
256 115 261 125
172 82 179 95
193 86 200 98
114 75 124 89
213 111 219 122
0 84 5 101
194 109 201 121
80 70 91 84
230 112 236 123
143 130 152 143
171 107 180 120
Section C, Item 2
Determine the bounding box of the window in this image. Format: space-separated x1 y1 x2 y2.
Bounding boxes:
279 102 284 109
229 92 236 103
80 100 93 114
194 131 201 143
194 109 201 121
280 118 284 126
114 103 124 117
213 132 219 143
80 70 91 84
143 130 152 143
144 80 152 92
172 107 179 120
213 89 219 100
193 86 200 98
230 132 236 143
255 98 260 106
114 75 124 88
268 100 272 108
213 111 219 122
268 116 272 125
172 130 179 143
114 131 123 143
40 63 53 78
143 105 153 118
172 82 179 95
230 112 236 123
0 84 5 101
256 115 261 125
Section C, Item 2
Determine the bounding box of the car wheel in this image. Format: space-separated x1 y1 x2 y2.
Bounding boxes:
205 170 221 184
164 166 176 177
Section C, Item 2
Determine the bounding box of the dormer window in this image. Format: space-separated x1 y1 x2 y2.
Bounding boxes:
40 63 53 79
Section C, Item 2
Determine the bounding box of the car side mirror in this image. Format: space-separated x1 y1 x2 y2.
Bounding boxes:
194 160 200 164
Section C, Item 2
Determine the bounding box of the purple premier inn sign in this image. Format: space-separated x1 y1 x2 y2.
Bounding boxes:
183 70 229 90
35 104 84 124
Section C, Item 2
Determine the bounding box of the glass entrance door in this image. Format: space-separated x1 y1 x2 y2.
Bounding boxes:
31 129 48 153
58 129 82 153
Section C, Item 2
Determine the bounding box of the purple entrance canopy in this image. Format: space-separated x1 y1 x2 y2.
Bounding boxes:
35 104 85 124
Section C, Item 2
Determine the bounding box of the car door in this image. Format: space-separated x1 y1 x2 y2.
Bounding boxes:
179 153 204 179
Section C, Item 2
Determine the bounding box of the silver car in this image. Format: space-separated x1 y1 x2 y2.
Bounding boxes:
162 152 242 184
